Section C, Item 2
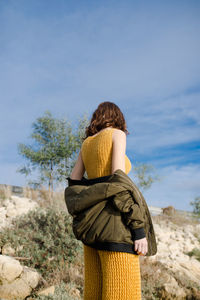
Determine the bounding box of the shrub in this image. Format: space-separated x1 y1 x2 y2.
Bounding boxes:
190 196 200 216
185 247 200 262
30 281 80 300
0 207 83 282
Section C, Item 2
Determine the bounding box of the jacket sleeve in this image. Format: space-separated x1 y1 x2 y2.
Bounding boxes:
111 190 146 240
64 183 109 216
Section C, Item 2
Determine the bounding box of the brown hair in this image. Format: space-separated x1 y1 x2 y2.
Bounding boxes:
83 101 129 140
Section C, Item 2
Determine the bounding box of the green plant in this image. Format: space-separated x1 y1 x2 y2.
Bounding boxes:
0 207 83 281
190 196 200 216
30 281 81 299
132 162 160 191
185 247 200 262
193 231 200 240
17 110 89 194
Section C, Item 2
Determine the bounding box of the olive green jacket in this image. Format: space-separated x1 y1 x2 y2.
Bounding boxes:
64 169 157 256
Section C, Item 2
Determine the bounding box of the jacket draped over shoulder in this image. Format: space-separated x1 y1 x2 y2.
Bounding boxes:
64 169 157 256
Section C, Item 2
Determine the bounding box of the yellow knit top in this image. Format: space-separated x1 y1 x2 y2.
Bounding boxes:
81 127 132 179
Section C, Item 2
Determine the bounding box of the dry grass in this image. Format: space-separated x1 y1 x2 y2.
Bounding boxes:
152 211 200 227
23 186 39 201
33 246 84 298
23 186 68 212
41 247 83 288
0 184 67 212
140 257 166 299
0 185 12 204
51 189 68 212
2 184 200 299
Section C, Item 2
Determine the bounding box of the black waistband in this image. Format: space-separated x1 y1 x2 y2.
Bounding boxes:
83 241 139 255
66 173 113 186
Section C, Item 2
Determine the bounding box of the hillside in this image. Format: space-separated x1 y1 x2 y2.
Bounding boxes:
0 193 200 299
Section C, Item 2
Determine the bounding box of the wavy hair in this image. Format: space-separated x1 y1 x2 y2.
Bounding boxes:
83 101 129 140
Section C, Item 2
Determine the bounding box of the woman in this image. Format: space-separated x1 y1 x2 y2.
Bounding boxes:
69 101 148 300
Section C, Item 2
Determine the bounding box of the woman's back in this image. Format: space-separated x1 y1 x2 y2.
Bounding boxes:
70 102 146 299
81 127 132 179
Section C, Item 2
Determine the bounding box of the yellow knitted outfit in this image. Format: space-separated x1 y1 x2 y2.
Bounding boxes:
81 128 142 300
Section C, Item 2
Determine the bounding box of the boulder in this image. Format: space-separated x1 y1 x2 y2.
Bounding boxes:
37 285 55 296
2 244 15 256
162 205 176 216
0 255 40 300
152 220 200 285
162 273 187 299
0 195 39 231
0 255 23 282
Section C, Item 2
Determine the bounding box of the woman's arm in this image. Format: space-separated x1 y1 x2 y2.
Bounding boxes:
111 128 148 256
112 129 126 173
70 150 85 180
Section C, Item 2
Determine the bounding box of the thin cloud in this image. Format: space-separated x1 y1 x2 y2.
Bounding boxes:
141 164 200 211
0 1 199 212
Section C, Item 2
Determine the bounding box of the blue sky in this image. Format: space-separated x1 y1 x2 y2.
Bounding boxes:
0 0 200 211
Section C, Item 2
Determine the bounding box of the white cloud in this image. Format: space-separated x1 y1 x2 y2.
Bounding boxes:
126 92 200 154
0 1 200 105
0 1 199 214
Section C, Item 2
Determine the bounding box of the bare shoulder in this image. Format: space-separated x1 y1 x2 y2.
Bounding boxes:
112 128 126 142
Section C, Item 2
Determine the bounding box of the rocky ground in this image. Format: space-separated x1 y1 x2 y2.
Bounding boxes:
149 217 200 284
0 195 200 299
0 195 39 231
140 216 200 299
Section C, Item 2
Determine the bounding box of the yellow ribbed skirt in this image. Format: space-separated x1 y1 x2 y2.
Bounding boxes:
83 244 142 300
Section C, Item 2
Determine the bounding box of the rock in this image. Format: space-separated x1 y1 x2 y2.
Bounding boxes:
162 205 176 216
0 195 39 231
70 287 81 298
162 273 187 299
20 266 40 289
0 207 6 216
196 224 200 232
2 199 12 207
1 244 15 256
0 255 23 282
37 285 55 296
152 218 200 285
65 283 81 299
6 208 17 218
0 277 31 299
0 255 40 299
16 245 24 252
6 197 38 218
